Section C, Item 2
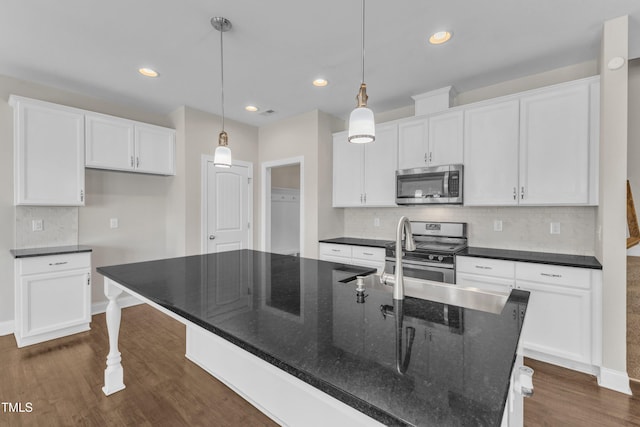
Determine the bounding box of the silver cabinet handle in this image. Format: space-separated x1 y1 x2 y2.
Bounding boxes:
136 157 140 168
130 156 134 167
475 265 492 270
331 249 341 252
49 261 68 266
360 194 363 203
87 273 91 286
521 186 525 200
540 272 561 278
513 187 517 200
80 190 84 202
209 235 216 240
429 152 433 163
363 252 374 256
424 153 428 163
364 193 367 204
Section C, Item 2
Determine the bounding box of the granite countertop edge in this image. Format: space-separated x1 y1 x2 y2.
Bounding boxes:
318 237 392 249
459 247 602 270
10 245 93 259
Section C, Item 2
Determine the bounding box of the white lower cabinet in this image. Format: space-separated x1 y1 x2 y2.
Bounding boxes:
14 252 92 347
319 243 385 273
456 255 601 374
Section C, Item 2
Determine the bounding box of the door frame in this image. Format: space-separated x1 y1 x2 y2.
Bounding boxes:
261 156 304 257
201 155 254 254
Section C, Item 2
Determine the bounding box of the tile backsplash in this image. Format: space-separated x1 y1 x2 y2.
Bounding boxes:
15 206 78 249
344 206 597 256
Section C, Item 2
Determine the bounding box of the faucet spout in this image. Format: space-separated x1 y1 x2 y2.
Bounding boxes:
393 216 415 300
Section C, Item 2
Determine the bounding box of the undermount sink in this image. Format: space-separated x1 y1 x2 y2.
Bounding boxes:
355 274 509 314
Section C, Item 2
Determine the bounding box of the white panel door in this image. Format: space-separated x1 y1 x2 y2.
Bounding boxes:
463 100 520 206
519 82 591 205
206 161 250 254
85 113 135 171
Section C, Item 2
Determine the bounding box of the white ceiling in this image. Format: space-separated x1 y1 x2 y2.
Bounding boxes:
1 0 640 127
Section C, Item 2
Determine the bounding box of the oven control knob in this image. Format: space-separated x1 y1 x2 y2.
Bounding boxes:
428 255 434 260
438 256 444 261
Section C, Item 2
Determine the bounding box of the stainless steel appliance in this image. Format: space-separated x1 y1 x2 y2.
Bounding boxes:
384 221 467 284
396 164 463 205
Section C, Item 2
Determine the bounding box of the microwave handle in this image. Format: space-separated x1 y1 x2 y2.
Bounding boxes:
443 171 449 196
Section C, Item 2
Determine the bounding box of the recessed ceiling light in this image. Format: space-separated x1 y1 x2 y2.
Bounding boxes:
138 67 159 77
313 78 328 87
245 105 259 112
428 31 452 45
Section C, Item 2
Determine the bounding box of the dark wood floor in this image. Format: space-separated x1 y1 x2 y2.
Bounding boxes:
2 304 640 426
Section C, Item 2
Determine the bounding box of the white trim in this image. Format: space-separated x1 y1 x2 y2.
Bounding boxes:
91 294 142 315
598 367 632 395
0 320 14 336
201 155 254 254
261 156 304 257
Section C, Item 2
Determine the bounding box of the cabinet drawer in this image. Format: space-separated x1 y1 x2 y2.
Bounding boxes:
456 256 515 279
351 246 385 262
18 252 91 275
516 262 591 289
320 243 352 258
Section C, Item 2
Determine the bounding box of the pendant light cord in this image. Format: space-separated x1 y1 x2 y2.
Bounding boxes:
220 23 225 132
361 0 366 84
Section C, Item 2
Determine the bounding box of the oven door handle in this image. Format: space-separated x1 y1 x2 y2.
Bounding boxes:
386 258 453 271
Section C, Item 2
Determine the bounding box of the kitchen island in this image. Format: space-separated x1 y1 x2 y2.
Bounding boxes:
97 249 529 426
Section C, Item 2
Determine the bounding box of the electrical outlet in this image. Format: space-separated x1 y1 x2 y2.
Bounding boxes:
493 220 503 232
32 219 43 232
110 218 119 229
550 222 561 234
374 218 380 227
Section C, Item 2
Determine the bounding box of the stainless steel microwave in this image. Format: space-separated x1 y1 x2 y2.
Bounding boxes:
396 164 463 205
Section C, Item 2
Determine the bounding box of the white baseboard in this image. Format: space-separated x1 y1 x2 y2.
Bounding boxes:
91 294 143 315
0 319 14 336
598 367 632 395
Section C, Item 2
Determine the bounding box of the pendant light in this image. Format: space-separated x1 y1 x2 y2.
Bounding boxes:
348 0 375 144
212 17 232 167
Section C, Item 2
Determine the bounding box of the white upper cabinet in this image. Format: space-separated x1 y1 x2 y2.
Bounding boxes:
398 110 463 170
463 76 599 206
333 123 398 207
85 113 175 176
85 113 135 171
464 99 520 206
519 80 593 205
10 96 85 206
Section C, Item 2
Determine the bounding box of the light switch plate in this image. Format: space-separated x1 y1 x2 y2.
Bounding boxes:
110 218 119 229
32 219 43 232
374 218 380 227
550 222 561 234
493 220 503 232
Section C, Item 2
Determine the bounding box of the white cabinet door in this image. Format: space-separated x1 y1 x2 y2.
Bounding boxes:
398 117 428 170
11 96 85 206
19 269 91 339
363 123 398 206
85 113 135 171
519 82 591 205
516 280 591 364
134 124 176 175
428 110 463 166
464 100 520 206
333 131 364 207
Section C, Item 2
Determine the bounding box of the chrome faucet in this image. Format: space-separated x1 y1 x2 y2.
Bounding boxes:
382 216 416 300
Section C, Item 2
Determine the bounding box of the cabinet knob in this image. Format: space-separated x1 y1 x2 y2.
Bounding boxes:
209 235 216 240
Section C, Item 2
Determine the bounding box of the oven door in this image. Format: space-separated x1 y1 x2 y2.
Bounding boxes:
384 259 455 284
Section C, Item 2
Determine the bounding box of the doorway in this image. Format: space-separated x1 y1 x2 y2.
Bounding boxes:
201 156 253 254
261 157 304 257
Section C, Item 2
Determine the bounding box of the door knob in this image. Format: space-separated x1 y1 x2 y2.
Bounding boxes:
209 235 216 240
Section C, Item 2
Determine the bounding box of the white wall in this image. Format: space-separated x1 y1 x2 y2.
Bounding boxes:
597 15 629 385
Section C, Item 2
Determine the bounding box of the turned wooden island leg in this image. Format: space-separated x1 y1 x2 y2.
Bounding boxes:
102 279 126 396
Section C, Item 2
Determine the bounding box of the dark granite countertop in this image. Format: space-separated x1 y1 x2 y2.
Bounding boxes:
97 249 529 426
10 245 93 258
459 247 602 270
319 237 393 248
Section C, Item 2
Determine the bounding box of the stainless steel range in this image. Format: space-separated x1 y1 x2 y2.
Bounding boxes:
384 221 467 284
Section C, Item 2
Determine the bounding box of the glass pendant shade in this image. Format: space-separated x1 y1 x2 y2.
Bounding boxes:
214 145 232 168
348 106 375 143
